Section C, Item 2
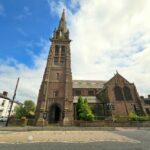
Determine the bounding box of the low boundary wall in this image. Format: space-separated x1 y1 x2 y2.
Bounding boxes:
74 120 150 127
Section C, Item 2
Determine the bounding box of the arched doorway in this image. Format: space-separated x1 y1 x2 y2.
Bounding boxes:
49 104 61 123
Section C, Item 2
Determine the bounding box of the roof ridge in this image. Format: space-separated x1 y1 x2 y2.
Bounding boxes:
73 80 107 82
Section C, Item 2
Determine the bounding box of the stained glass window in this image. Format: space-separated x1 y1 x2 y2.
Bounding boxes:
123 86 133 100
114 86 124 101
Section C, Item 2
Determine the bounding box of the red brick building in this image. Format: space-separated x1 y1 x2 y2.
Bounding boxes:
35 10 145 126
96 73 145 120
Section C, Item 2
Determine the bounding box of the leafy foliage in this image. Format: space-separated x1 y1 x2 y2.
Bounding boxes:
128 113 150 121
15 105 26 119
15 100 35 119
24 100 35 118
76 96 95 121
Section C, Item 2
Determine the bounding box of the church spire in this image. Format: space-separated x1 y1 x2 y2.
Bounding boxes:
52 9 70 41
58 9 67 33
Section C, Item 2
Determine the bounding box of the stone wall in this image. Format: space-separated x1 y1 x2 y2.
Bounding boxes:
74 120 150 127
9 118 27 126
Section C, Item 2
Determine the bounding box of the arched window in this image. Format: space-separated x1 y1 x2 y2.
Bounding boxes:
61 46 65 56
55 45 59 56
123 86 133 100
60 46 65 64
114 86 124 101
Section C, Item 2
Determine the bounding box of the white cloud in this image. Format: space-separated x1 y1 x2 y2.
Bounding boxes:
0 39 49 102
1 0 150 104
48 0 150 96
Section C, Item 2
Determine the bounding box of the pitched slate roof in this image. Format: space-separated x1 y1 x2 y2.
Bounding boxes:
0 93 10 100
73 80 106 89
104 72 131 86
0 93 22 105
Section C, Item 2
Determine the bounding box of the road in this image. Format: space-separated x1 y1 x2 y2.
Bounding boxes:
0 128 149 150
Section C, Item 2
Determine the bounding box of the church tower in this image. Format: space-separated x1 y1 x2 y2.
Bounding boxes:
35 10 73 126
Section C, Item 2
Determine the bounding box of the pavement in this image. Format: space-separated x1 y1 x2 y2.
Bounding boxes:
0 130 141 144
0 128 149 150
0 126 116 131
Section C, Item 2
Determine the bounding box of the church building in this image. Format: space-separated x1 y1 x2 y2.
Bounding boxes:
35 10 145 126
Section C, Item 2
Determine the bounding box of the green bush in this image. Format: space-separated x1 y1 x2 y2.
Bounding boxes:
15 100 35 119
128 113 150 121
76 96 95 121
15 105 26 119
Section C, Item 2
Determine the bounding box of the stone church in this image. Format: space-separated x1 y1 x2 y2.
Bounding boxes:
35 10 145 126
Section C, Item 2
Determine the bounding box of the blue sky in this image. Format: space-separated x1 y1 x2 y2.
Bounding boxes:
0 0 150 102
0 0 60 67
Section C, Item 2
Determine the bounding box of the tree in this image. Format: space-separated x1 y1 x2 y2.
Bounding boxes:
15 100 35 119
15 105 26 119
24 100 35 118
76 96 84 119
76 96 95 121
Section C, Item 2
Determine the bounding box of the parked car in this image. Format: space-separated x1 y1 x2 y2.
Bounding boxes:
0 116 7 122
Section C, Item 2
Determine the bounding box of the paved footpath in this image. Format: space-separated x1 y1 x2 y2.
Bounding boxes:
0 130 140 144
0 128 150 150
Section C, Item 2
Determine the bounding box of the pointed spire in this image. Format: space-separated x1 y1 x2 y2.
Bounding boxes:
58 9 67 33
116 70 118 74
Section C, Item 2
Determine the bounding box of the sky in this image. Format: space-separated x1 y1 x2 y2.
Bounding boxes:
0 0 150 103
